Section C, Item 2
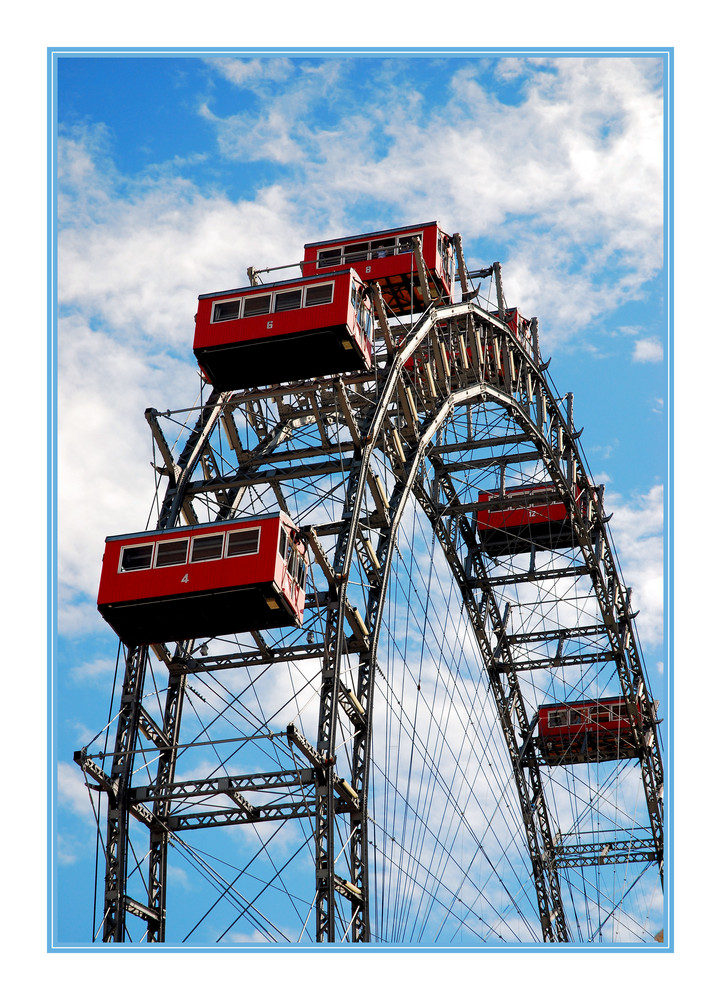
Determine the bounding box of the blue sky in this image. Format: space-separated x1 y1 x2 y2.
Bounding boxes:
55 54 668 496
50 49 670 953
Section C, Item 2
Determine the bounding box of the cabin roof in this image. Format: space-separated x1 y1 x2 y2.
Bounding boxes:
539 696 628 712
304 221 441 250
105 511 291 544
479 482 557 496
198 267 359 301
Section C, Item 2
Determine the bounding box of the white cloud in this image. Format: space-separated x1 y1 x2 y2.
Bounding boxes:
589 440 619 462
605 484 664 650
209 57 294 90
55 56 665 644
57 834 80 866
69 656 118 684
58 161 308 347
633 337 664 363
57 761 96 820
196 56 663 348
227 928 280 944
56 129 321 630
57 314 198 621
199 102 305 165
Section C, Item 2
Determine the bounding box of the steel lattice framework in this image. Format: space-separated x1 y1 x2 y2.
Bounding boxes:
75 243 664 945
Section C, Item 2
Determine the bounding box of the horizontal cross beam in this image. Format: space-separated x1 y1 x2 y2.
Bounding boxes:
130 768 316 803
553 838 659 868
496 652 615 672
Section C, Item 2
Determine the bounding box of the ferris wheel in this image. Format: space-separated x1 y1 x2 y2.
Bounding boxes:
75 222 664 945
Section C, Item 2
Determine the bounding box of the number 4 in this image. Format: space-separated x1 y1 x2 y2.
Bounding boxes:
181 573 189 584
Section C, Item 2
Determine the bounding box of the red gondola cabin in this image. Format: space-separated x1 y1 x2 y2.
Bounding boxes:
536 697 640 765
477 483 586 556
97 513 308 646
193 269 373 390
491 307 533 346
302 222 454 318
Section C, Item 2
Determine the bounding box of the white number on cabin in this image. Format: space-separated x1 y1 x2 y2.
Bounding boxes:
181 573 189 584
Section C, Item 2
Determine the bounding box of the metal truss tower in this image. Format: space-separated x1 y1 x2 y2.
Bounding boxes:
75 242 664 945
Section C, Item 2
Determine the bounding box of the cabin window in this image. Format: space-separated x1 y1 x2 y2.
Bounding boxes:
226 527 261 557
608 704 626 721
586 705 609 722
314 232 422 270
120 544 154 572
371 238 394 258
243 294 272 317
278 527 288 560
305 283 333 307
288 548 298 581
568 709 586 725
318 248 342 268
212 300 241 323
547 710 567 728
155 538 189 567
225 284 335 320
363 306 373 339
190 534 224 563
343 242 368 262
275 289 303 312
355 298 373 341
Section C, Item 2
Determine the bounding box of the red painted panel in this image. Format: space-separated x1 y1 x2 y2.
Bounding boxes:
491 307 531 342
192 269 373 387
302 222 454 300
193 270 364 354
535 696 641 764
537 698 636 740
477 484 577 531
98 513 306 621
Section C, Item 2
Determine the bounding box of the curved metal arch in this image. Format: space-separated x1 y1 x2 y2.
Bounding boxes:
334 377 565 939
317 341 560 938
77 291 663 944
318 299 662 941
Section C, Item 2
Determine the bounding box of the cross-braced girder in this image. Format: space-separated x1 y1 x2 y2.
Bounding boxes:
76 257 663 945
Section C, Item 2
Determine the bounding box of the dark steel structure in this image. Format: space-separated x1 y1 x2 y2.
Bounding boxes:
75 224 664 945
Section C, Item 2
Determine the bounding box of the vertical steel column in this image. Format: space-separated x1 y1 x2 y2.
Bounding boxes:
146 667 187 941
102 645 149 941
